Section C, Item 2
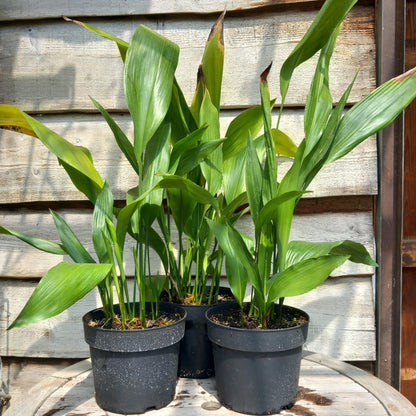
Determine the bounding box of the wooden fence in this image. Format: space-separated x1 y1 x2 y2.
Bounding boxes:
0 0 377 363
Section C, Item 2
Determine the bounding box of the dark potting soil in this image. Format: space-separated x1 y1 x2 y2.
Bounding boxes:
161 290 235 306
209 304 308 330
88 311 182 330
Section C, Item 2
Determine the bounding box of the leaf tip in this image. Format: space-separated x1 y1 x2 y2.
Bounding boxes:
261 62 273 83
208 10 226 45
393 66 416 82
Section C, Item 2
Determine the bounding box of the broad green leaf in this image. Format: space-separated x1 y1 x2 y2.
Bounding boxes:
223 105 267 160
166 79 198 143
207 219 262 294
0 104 37 137
0 105 104 202
115 187 154 250
65 17 129 61
166 187 197 235
286 240 377 268
169 126 208 173
254 191 306 237
260 64 278 202
145 275 168 302
222 147 247 205
90 96 139 175
0 225 66 255
92 182 114 262
327 67 416 163
175 139 225 177
280 0 357 103
50 211 95 263
245 132 263 221
124 25 179 162
206 219 247 305
157 176 219 212
300 73 357 191
8 262 112 329
267 255 350 301
273 129 297 157
141 121 171 216
199 87 222 195
200 11 225 111
303 25 340 157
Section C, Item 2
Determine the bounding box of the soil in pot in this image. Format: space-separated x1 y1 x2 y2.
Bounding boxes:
206 302 309 415
83 303 186 414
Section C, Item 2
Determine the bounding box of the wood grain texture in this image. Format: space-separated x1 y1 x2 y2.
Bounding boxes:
0 277 375 360
0 6 375 111
0 0 328 21
0 209 375 278
0 111 377 203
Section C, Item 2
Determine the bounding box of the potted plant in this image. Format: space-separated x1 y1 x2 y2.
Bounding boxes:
0 24 188 414
203 0 416 414
67 12 267 379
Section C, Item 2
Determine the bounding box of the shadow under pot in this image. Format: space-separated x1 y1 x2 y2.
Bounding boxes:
206 302 309 415
83 303 186 415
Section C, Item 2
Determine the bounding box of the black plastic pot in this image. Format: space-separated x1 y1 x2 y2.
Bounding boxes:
173 287 235 378
206 303 309 415
83 303 186 414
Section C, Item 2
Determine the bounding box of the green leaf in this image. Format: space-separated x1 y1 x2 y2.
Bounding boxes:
260 64 278 202
286 240 377 268
267 255 350 301
157 175 219 212
64 17 129 61
8 262 112 329
141 121 171 216
166 79 198 144
280 0 357 104
124 25 179 162
327 67 416 163
200 11 225 111
206 219 247 305
90 96 139 175
0 225 66 255
303 25 340 158
92 182 114 262
222 147 247 205
198 87 222 195
254 191 306 237
223 105 268 160
166 187 197 235
0 105 104 203
50 211 95 263
245 132 263 221
273 129 297 157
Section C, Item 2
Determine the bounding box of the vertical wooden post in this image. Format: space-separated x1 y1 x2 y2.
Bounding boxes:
376 0 405 388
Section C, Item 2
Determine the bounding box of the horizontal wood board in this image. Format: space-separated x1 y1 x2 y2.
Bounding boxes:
0 209 375 278
0 277 375 360
0 0 339 21
0 112 377 203
0 6 375 111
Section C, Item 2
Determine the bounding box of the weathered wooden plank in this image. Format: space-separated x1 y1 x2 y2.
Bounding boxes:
0 210 375 278
0 277 375 360
0 6 376 111
0 111 378 203
0 0 330 21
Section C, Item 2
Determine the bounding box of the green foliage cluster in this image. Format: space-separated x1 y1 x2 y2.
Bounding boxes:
1 0 415 329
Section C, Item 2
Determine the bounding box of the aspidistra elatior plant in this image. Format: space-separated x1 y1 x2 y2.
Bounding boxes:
0 24 181 329
71 13 297 307
207 0 416 327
